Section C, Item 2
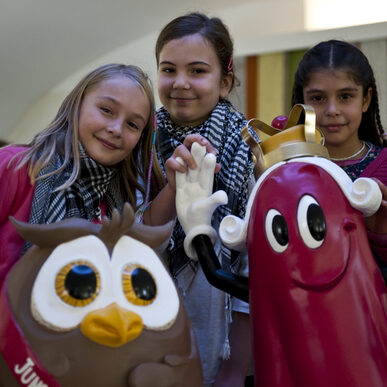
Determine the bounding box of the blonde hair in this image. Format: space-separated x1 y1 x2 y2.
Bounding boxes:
16 63 165 208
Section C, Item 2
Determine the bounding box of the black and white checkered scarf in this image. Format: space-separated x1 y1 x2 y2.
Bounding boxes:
157 100 254 282
26 144 120 241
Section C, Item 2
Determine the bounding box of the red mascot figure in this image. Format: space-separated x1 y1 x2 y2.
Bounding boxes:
175 105 387 387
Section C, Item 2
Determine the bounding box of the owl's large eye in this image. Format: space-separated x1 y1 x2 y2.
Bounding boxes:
111 236 179 331
122 264 156 306
31 235 113 331
56 261 100 307
265 209 289 252
32 234 180 333
297 195 326 248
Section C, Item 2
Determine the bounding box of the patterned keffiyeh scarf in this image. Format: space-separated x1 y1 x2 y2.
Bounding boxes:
25 144 121 251
157 100 254 284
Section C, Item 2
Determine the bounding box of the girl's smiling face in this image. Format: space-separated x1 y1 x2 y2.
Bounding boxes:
78 76 150 166
302 68 372 154
157 33 232 127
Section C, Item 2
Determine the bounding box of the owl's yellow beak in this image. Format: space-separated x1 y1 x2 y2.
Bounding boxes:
80 302 143 347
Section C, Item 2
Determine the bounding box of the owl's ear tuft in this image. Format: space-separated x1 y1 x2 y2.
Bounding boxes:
9 216 100 248
99 203 135 253
99 203 174 253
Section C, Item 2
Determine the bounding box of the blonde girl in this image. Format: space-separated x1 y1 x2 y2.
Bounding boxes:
0 63 166 283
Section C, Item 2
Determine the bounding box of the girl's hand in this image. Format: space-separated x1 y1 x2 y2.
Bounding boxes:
164 134 221 191
364 179 387 234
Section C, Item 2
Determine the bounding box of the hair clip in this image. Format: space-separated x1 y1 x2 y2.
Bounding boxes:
227 56 233 72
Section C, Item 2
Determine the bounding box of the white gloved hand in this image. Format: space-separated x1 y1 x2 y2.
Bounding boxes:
176 142 228 259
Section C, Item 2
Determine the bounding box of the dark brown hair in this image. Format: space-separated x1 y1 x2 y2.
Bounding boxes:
155 12 237 91
292 40 386 147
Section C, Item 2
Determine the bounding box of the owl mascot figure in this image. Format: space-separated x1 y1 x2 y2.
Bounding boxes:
0 204 203 387
174 104 387 387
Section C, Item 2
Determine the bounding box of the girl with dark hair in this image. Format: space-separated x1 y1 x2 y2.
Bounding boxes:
292 39 387 261
154 12 254 387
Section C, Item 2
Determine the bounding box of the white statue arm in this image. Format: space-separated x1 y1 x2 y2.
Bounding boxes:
175 142 228 259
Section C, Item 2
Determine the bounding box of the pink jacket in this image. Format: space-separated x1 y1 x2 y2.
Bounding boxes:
0 146 34 284
0 146 107 284
360 148 387 185
361 148 387 260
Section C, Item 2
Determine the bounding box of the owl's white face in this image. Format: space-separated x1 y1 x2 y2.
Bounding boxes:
31 234 180 334
1 210 203 387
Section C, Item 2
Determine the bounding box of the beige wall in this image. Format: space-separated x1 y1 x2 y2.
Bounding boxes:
361 39 387 129
6 0 387 143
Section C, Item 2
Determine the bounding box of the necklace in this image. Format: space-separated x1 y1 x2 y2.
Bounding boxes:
330 141 367 161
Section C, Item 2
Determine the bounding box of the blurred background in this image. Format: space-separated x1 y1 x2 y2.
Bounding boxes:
1 0 387 144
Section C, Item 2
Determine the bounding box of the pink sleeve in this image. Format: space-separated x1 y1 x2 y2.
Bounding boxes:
0 146 35 283
0 147 25 223
360 149 387 261
360 148 387 186
0 146 33 223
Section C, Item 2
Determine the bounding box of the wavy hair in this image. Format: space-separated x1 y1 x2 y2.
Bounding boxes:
15 63 165 208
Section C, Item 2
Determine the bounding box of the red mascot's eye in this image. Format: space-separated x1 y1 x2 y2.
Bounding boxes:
265 209 289 253
297 195 326 249
307 204 326 241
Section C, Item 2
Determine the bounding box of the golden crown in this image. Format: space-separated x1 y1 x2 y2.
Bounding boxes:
242 104 329 177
